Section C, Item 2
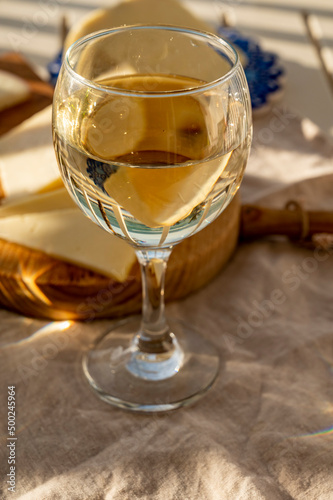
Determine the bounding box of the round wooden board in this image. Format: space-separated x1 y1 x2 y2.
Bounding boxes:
0 195 240 320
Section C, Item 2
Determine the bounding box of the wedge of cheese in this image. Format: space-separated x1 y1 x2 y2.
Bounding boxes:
0 187 75 218
65 0 216 51
0 208 136 282
0 70 30 112
64 0 247 68
0 105 137 282
0 106 60 200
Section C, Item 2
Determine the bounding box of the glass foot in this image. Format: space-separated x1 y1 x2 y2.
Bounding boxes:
82 317 220 412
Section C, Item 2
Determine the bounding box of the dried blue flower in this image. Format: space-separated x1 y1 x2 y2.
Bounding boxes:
87 158 118 192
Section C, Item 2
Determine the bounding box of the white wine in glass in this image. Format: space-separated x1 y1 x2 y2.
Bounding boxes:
53 26 252 411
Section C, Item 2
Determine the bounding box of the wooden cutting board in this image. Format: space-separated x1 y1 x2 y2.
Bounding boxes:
0 53 240 320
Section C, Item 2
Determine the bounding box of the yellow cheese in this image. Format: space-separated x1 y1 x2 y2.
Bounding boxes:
64 0 247 68
0 187 75 218
38 178 64 194
0 70 30 112
0 105 137 282
0 208 136 282
65 0 214 51
0 106 61 200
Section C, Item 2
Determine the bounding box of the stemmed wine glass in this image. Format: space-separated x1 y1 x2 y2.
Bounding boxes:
53 25 252 412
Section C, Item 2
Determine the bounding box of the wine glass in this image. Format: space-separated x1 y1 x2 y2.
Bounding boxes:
52 25 252 412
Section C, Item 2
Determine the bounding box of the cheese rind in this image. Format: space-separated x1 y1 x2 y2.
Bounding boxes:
0 208 136 282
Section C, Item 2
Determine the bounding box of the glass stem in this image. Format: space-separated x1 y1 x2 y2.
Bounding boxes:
135 248 173 353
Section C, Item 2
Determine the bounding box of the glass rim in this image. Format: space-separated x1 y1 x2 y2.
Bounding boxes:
64 24 240 97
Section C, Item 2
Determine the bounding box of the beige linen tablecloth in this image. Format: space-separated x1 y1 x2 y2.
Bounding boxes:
1 108 333 499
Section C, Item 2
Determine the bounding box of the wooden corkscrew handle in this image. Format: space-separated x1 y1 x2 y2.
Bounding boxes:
240 201 333 240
